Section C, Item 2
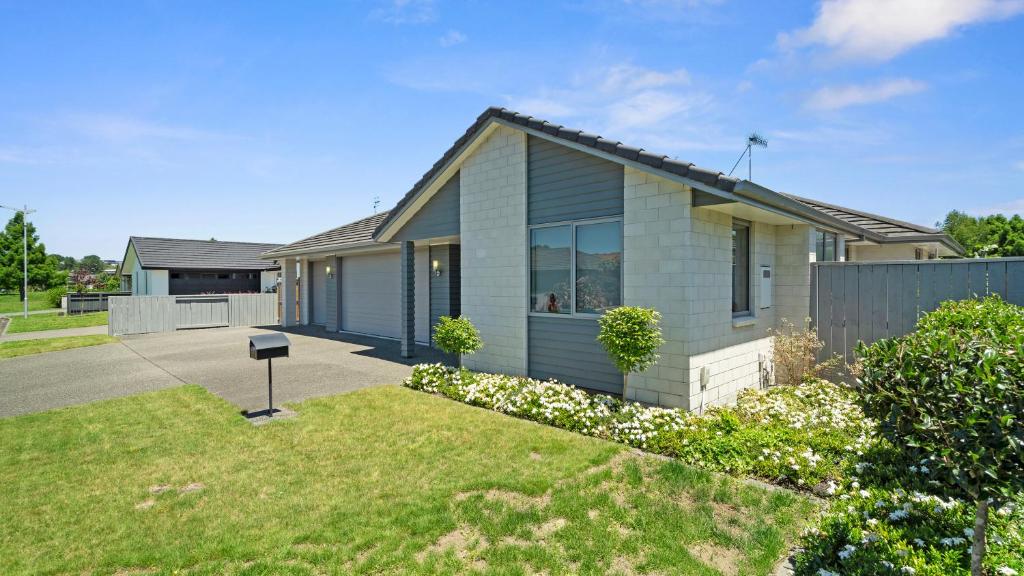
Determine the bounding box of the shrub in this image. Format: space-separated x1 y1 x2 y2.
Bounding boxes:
46 285 66 308
404 365 871 488
857 296 1024 575
769 317 848 386
597 306 665 400
432 316 483 365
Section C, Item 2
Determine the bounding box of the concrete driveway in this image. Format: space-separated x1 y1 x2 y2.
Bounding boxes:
0 325 446 419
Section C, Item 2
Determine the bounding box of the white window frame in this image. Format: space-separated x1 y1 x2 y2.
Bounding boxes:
528 215 623 320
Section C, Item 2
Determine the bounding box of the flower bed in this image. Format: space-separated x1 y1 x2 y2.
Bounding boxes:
404 363 871 488
796 448 1023 575
404 364 1024 575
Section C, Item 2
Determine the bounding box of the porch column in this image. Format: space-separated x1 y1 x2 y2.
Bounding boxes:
281 257 296 327
325 255 340 332
400 241 415 358
299 257 311 325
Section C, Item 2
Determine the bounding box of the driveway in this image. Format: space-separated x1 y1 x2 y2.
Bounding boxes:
0 325 447 419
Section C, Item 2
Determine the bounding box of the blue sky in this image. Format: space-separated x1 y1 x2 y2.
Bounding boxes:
2 0 1023 259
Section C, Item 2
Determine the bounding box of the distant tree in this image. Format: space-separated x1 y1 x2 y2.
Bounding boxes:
50 254 78 271
79 254 105 274
940 210 1024 257
0 212 59 299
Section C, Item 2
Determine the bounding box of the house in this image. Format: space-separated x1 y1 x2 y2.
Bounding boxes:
121 236 282 296
263 107 962 409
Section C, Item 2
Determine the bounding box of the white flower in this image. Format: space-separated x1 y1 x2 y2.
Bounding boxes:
997 568 1018 576
838 544 857 559
819 570 841 576
882 561 894 570
912 538 925 547
940 536 966 547
901 567 916 574
964 527 974 537
888 509 909 521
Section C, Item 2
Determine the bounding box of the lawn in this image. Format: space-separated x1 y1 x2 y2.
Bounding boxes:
0 291 54 313
5 311 108 333
0 334 119 359
0 385 816 575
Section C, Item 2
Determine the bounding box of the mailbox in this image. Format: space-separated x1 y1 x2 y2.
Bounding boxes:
249 333 290 360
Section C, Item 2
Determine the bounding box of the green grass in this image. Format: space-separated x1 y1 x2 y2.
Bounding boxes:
0 292 54 313
0 334 119 359
5 311 108 333
0 386 816 575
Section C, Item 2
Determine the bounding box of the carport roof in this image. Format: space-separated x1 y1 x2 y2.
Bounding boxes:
261 211 390 259
127 237 283 271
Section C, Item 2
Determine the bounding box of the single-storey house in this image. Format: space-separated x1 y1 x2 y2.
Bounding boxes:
121 236 282 296
262 107 962 409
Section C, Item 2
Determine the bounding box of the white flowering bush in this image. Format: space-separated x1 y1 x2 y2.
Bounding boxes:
796 448 1024 576
405 364 870 487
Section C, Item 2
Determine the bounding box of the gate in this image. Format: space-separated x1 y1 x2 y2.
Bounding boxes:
811 258 1024 363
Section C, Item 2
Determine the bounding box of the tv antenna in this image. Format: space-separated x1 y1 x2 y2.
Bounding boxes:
373 196 381 213
728 132 768 180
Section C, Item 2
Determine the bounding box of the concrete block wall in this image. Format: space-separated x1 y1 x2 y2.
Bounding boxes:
622 167 693 408
459 125 528 375
774 224 814 330
686 337 772 410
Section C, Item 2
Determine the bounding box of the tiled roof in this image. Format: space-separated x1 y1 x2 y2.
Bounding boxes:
783 194 960 250
373 106 741 238
130 237 282 270
370 106 962 255
262 212 390 258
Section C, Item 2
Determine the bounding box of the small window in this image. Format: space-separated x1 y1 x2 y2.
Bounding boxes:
530 226 571 314
815 229 838 261
732 220 751 315
575 221 622 314
170 273 181 280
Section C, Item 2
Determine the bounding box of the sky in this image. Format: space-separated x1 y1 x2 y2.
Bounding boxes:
1 0 1023 260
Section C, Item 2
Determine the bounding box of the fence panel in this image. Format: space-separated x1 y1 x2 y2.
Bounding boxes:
67 292 131 314
109 293 278 336
811 258 1024 363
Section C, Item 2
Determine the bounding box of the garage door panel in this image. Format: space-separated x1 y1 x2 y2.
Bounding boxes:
341 253 400 338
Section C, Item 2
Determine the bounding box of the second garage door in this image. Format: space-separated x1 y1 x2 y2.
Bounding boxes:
341 252 400 338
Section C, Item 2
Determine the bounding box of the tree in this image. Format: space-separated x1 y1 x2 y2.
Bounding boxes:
0 212 59 299
597 306 665 401
79 255 105 274
50 254 78 271
940 210 1024 257
857 297 1024 576
432 316 483 366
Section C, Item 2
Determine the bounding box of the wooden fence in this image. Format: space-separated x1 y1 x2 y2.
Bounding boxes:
67 291 131 314
108 293 278 336
810 258 1024 363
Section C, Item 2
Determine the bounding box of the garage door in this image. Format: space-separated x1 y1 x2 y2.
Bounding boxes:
341 252 400 338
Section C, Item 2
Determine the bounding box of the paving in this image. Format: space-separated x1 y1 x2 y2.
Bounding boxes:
0 325 447 419
0 325 109 341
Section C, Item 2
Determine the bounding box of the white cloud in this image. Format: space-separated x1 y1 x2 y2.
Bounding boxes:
600 64 690 93
63 114 230 142
780 0 1024 61
438 30 467 47
970 198 1024 215
1015 160 1024 171
804 78 927 110
370 0 437 24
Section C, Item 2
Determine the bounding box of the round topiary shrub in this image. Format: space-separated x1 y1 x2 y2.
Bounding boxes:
432 316 483 366
597 306 664 401
857 296 1024 576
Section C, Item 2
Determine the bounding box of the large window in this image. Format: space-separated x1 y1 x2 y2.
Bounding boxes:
815 229 838 261
732 219 751 315
530 219 622 317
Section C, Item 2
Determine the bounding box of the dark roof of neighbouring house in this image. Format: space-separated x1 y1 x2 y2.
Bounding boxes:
126 237 283 270
783 194 964 253
261 212 390 258
370 106 962 254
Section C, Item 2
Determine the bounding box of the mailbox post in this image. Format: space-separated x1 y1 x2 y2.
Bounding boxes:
249 333 291 418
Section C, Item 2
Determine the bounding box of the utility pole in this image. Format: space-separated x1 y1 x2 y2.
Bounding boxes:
1 204 37 318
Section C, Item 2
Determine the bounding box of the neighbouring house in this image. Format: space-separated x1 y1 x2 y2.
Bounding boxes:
263 107 963 410
121 237 282 296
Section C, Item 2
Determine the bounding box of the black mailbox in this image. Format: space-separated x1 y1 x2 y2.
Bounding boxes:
249 333 290 360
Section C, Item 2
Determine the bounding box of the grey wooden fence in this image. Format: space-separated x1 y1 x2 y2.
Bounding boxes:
108 293 278 336
811 258 1024 363
67 291 131 314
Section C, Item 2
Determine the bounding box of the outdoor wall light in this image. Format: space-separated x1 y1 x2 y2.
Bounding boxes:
432 259 442 277
325 265 334 279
